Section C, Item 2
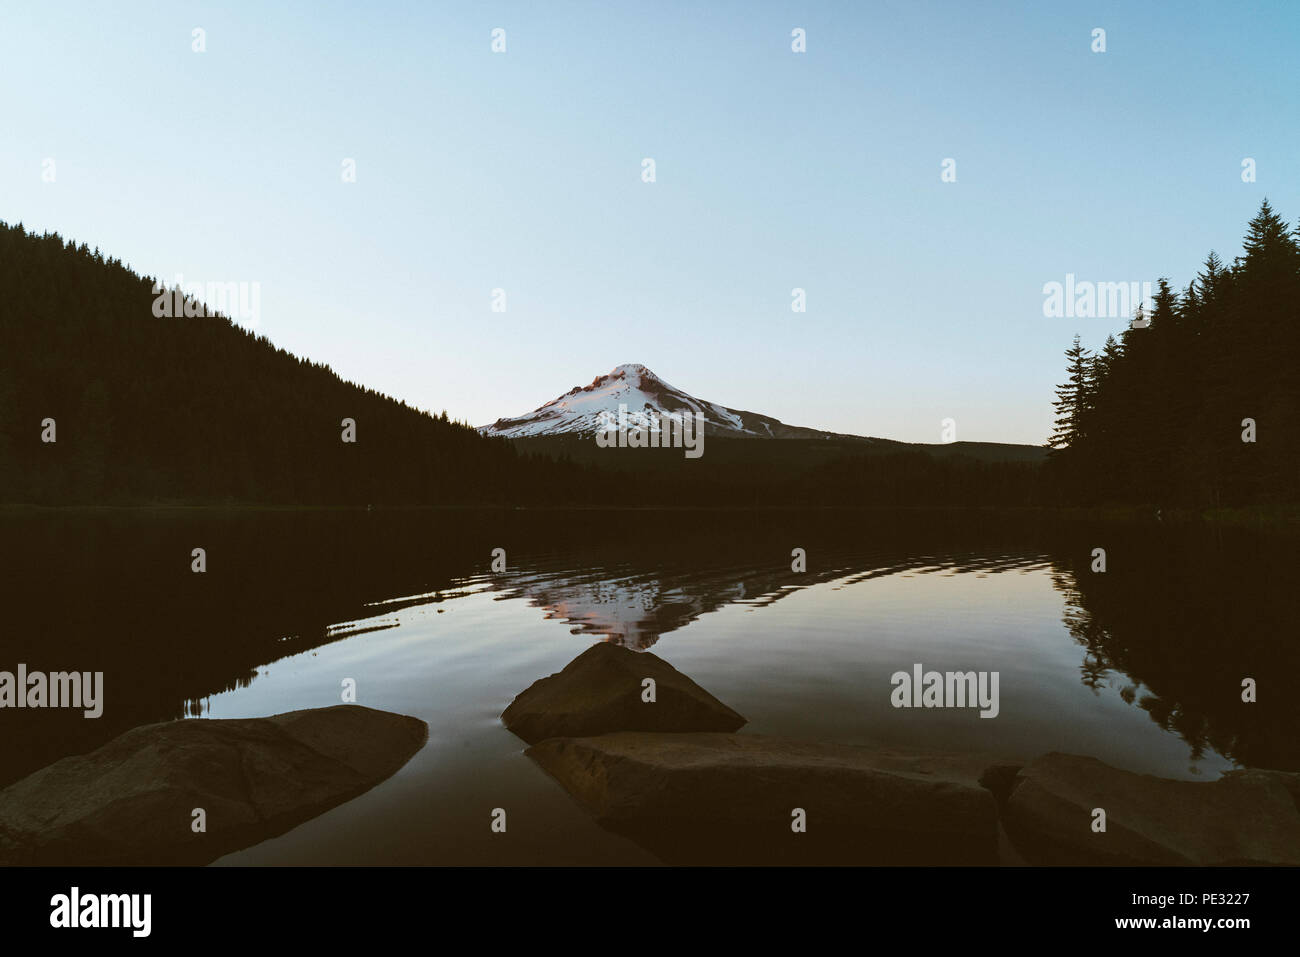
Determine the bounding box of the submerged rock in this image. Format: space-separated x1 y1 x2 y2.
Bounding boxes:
502 642 746 744
528 732 1002 864
1003 752 1300 865
0 705 427 865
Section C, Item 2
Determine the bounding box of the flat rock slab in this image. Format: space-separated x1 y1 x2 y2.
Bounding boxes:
1003 752 1300 865
502 642 745 744
528 732 1002 864
0 705 427 865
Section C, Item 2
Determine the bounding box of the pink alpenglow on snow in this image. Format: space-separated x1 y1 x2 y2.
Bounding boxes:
478 364 868 443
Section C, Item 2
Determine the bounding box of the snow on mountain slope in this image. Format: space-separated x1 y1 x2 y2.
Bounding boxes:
478 363 868 440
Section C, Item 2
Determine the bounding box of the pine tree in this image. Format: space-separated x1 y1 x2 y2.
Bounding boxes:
1048 334 1093 452
1093 334 1122 382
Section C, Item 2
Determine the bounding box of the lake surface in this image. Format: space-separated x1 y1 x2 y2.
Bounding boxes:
1 507 1295 864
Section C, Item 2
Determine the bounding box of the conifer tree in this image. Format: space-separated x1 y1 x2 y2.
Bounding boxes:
1048 334 1093 452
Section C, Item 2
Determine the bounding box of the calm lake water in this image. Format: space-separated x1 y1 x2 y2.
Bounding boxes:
1 507 1295 865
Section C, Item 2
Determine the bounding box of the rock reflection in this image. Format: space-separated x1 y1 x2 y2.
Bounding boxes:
2 506 1295 791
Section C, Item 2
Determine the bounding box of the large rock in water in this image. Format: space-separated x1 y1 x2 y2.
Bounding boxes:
528 732 1002 864
0 705 427 865
502 642 746 744
1003 752 1300 865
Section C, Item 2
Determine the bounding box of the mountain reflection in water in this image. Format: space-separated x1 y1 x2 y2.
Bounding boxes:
1 507 1295 794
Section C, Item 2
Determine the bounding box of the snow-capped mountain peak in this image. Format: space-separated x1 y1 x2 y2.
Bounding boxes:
478 364 863 441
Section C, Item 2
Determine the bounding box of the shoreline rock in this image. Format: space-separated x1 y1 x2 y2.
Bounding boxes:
1002 752 1300 865
528 732 1004 864
0 705 427 865
502 642 746 744
506 648 1300 866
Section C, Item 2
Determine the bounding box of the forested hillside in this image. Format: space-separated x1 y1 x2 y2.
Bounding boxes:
1048 201 1300 508
0 221 1041 508
0 222 562 505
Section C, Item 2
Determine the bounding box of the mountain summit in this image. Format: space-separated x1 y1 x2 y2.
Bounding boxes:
478 364 867 440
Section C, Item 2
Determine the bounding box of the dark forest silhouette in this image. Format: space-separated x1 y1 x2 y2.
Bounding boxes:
0 222 539 504
0 220 1039 508
3 207 1296 510
1048 200 1300 508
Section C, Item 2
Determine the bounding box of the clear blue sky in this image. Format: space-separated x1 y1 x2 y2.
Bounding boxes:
3 1 1297 444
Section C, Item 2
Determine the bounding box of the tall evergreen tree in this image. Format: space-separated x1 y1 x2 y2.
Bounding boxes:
1048 334 1093 452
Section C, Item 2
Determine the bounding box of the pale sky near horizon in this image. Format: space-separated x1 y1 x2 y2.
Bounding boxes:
3 1 1297 444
